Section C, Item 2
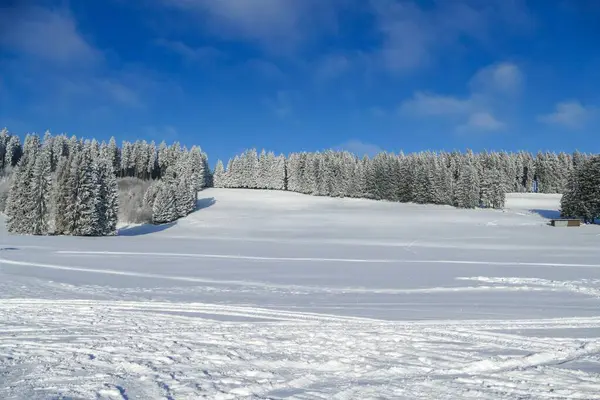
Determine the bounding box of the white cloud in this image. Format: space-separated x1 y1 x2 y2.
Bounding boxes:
537 101 595 129
0 6 101 66
458 112 504 133
469 62 523 95
399 92 473 116
336 139 382 157
399 62 523 132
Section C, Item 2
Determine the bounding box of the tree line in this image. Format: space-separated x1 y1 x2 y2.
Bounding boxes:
3 130 210 236
2 126 597 235
214 149 587 209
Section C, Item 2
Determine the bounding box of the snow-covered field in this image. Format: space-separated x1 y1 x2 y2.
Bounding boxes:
1 189 600 399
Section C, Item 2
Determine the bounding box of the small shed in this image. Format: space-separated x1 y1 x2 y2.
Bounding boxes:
550 219 581 227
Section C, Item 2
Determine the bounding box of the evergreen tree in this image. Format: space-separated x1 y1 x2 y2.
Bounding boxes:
454 162 480 208
143 182 160 209
96 158 119 235
152 182 178 224
175 177 196 217
52 156 72 235
30 147 52 235
65 149 102 236
213 160 226 188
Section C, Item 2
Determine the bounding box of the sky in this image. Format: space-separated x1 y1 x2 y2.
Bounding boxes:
1 0 600 163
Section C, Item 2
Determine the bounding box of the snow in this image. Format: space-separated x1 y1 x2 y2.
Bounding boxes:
1 189 600 399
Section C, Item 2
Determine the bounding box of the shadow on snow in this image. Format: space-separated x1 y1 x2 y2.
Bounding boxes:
530 209 561 220
196 197 216 211
118 221 177 236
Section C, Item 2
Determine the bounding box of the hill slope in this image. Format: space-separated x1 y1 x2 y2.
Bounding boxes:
1 189 600 399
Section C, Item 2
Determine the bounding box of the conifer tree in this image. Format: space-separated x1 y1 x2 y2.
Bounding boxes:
65 149 101 236
213 160 226 188
30 147 52 235
96 158 119 235
152 182 178 224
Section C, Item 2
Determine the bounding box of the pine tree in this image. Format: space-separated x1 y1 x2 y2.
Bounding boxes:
213 160 226 188
5 163 28 233
454 162 480 208
563 156 600 222
143 182 160 209
5 135 40 234
175 177 196 217
52 156 72 235
30 147 52 235
152 182 178 224
96 158 119 235
65 149 102 236
106 137 120 175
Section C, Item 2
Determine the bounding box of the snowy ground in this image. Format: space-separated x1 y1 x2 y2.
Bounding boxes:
1 189 600 399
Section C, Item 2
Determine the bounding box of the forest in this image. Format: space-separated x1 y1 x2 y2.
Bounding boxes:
0 127 597 236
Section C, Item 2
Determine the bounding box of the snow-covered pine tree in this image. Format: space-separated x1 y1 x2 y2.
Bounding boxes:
157 141 169 177
148 141 158 180
152 182 178 224
396 153 413 203
96 157 119 235
175 176 196 217
5 162 29 234
454 162 480 208
143 182 160 210
560 165 586 220
0 128 8 171
213 160 225 188
107 137 120 174
52 155 72 235
90 139 101 161
4 135 22 169
225 158 235 188
187 146 206 191
30 146 52 235
65 148 102 236
5 135 41 234
411 155 432 204
575 156 600 222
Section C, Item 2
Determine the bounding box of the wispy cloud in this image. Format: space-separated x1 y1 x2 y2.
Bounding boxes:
399 92 473 116
265 90 294 118
158 0 343 54
400 62 521 132
155 39 224 63
370 0 534 73
314 54 351 81
537 101 596 129
0 6 101 66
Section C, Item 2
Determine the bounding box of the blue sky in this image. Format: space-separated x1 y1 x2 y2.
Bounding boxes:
1 0 599 163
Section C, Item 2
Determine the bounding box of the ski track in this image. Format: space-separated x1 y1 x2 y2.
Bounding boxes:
1 299 600 400
55 250 600 269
